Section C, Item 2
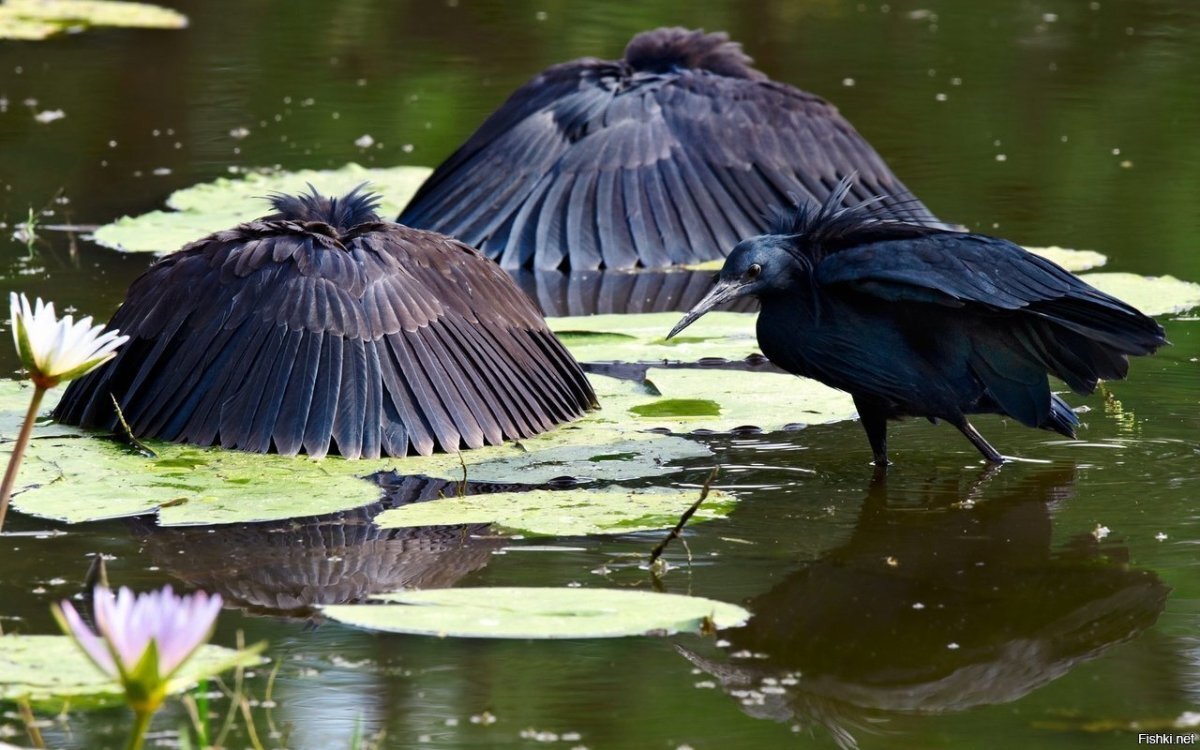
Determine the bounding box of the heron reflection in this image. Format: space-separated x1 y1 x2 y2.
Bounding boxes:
129 475 526 618
679 467 1168 749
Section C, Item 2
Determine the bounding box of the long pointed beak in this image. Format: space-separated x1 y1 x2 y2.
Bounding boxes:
667 280 748 339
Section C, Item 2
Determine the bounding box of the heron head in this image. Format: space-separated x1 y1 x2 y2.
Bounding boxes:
667 236 805 339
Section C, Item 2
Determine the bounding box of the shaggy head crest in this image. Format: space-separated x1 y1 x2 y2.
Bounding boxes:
266 184 383 231
768 176 946 259
623 27 764 80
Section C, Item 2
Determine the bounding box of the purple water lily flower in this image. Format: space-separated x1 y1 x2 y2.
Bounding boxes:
54 586 223 687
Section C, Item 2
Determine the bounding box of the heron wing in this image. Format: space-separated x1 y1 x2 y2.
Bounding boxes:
55 222 595 458
817 234 1131 315
815 233 1166 393
400 63 937 271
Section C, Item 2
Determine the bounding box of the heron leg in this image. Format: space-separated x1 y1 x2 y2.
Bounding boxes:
853 394 891 467
954 418 1005 464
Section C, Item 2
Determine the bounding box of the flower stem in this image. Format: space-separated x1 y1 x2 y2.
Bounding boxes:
0 384 46 534
126 707 154 750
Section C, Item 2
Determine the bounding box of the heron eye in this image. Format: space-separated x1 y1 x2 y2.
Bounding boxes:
747 263 762 280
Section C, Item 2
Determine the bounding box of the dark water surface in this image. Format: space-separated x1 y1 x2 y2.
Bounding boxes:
2 1 1199 748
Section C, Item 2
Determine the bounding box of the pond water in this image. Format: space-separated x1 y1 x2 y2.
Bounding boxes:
2 1 1199 748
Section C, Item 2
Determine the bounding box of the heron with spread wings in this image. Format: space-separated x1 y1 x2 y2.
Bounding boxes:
54 188 596 459
399 27 943 271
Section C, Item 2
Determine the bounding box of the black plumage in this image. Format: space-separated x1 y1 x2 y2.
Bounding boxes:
399 27 942 271
54 188 597 459
669 179 1167 464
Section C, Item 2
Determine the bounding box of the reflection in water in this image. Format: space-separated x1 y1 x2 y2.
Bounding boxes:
130 476 513 618
509 268 756 317
680 467 1169 749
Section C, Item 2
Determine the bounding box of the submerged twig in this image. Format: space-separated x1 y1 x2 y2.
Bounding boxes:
649 467 719 567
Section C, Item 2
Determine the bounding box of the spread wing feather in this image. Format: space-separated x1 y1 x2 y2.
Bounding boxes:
55 217 596 458
400 57 940 271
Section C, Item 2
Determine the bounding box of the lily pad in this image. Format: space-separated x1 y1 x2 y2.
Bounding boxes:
91 164 432 253
1079 272 1200 316
0 635 262 709
549 311 760 363
375 486 736 537
0 380 82 440
9 437 390 526
685 246 1108 273
321 588 750 639
0 0 186 41
625 368 855 432
1027 246 1107 272
2 378 713 527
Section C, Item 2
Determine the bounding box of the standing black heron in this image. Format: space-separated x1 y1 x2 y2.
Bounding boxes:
668 179 1167 465
399 27 943 271
54 188 596 459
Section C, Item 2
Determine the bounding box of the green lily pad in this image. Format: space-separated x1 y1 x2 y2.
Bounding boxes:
375 486 736 537
1026 246 1107 272
548 311 760 362
624 368 855 432
9 437 390 526
0 635 262 709
2 378 713 527
0 380 82 440
630 398 722 418
0 0 186 41
322 587 750 639
1079 272 1200 316
90 164 432 253
686 246 1107 273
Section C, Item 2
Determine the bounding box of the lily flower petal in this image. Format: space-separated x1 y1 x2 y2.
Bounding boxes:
52 599 118 677
55 585 224 702
8 293 129 387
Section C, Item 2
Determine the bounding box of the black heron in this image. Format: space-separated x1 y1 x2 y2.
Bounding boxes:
399 27 943 271
54 188 597 459
668 180 1167 464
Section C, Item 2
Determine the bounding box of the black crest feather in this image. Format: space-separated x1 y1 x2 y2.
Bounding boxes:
769 177 947 259
623 27 764 80
266 183 382 231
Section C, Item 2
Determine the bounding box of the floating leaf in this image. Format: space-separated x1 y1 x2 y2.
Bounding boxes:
1079 272 1200 316
322 588 750 639
0 635 262 709
630 398 722 418
686 246 1107 273
91 164 432 253
0 380 81 440
548 311 760 362
375 486 736 537
0 0 186 41
1026 246 1107 272
2 379 712 527
608 367 856 433
8 437 389 526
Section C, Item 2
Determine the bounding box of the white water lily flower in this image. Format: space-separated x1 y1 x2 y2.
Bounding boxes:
9 292 128 388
